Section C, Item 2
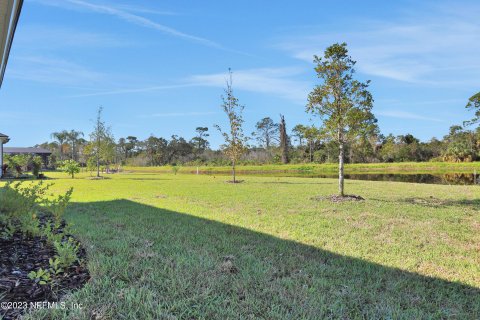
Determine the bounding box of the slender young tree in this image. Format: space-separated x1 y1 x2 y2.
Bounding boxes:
279 114 289 164
215 69 247 183
307 43 376 196
90 107 114 177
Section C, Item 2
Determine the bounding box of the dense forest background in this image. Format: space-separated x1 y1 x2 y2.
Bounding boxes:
31 118 479 169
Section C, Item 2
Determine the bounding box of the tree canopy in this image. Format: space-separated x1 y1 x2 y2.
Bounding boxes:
307 43 376 196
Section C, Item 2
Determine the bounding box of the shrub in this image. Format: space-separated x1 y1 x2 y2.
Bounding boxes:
4 154 29 177
171 165 180 175
31 156 43 178
59 160 81 178
54 237 79 268
0 181 50 217
45 187 74 226
1 181 80 287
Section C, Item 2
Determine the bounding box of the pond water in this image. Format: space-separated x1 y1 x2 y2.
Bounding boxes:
314 173 479 185
198 171 480 185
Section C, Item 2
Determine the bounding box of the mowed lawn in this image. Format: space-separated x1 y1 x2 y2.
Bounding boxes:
15 172 480 319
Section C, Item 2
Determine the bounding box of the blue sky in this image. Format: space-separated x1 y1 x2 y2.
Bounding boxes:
1 0 479 147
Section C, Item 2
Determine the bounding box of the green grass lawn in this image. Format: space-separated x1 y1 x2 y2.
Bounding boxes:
125 161 480 175
10 172 480 319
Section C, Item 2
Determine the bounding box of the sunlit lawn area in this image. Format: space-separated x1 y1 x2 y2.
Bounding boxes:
125 161 480 174
12 172 480 319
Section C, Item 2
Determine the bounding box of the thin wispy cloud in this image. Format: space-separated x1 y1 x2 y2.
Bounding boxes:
8 56 104 85
188 67 311 104
16 25 130 49
115 4 177 16
68 84 195 98
276 3 480 86
377 110 443 122
32 0 224 49
68 67 311 104
138 112 216 118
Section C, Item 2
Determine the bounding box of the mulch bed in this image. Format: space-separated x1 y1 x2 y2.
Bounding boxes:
0 218 89 320
311 194 365 202
226 180 245 184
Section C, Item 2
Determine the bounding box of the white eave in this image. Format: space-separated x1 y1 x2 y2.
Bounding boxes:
0 0 23 88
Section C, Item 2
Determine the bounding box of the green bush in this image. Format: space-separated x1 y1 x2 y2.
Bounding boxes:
31 156 43 178
59 160 81 179
0 181 80 285
54 237 79 268
4 154 29 177
0 182 50 217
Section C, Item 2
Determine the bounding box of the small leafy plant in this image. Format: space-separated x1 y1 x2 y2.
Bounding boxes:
49 257 64 276
58 160 81 179
1 182 81 283
54 237 80 268
28 268 52 286
45 187 74 227
171 165 180 175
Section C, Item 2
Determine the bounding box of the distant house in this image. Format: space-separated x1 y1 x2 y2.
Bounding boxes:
0 133 9 177
4 147 52 167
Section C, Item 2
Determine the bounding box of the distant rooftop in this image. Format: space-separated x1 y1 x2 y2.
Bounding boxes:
4 147 52 154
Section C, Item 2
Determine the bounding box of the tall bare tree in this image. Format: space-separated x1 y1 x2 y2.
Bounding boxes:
279 114 289 164
215 69 247 183
90 107 114 177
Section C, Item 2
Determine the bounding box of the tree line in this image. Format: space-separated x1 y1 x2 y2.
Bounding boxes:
33 44 478 181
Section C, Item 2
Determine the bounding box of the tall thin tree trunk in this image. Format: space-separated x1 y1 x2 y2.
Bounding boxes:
232 159 236 183
96 137 100 178
310 141 313 162
339 142 345 196
96 154 100 177
279 115 289 164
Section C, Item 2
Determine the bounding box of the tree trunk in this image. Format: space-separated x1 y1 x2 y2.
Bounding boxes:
339 142 345 197
96 145 100 178
96 155 100 177
279 115 289 164
232 159 236 183
309 141 313 162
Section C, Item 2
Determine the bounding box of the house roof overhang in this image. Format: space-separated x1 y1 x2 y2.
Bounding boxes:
0 132 9 144
4 147 51 154
0 0 23 88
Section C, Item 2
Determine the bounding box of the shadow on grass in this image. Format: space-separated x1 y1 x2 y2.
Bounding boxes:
403 197 480 209
371 197 480 209
255 181 334 185
62 200 479 319
120 178 175 181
